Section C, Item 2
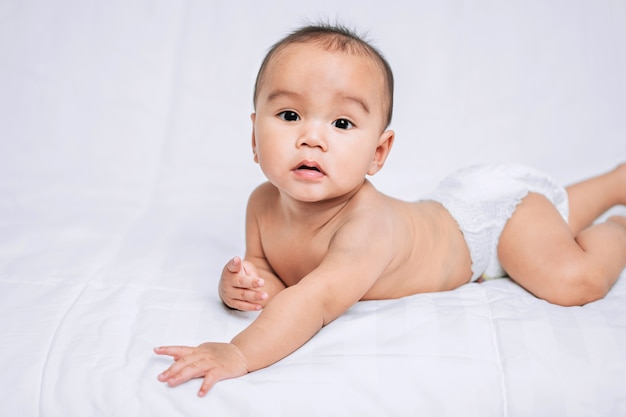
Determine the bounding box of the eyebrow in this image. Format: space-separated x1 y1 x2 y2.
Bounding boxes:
266 89 301 103
340 95 370 115
266 89 370 115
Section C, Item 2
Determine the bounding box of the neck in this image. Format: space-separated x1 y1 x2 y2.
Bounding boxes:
278 180 369 229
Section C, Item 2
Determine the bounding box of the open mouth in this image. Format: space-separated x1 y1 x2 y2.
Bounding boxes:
295 160 324 174
298 164 321 172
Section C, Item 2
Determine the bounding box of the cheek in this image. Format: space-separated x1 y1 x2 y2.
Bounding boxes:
253 126 273 156
255 122 292 157
346 139 379 167
254 140 284 170
332 146 375 181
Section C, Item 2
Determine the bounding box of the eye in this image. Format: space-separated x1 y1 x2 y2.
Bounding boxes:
333 118 353 130
278 111 300 122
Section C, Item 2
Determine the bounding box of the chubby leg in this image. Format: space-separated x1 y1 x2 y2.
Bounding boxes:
498 192 626 306
566 163 626 235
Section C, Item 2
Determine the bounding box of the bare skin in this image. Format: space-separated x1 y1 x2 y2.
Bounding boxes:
155 165 626 396
155 36 626 397
241 180 473 302
499 164 626 306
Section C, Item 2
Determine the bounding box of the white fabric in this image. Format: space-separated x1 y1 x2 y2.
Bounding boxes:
423 164 569 280
2 1 626 416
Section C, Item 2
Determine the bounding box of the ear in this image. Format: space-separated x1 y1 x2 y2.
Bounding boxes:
250 113 259 163
367 129 395 176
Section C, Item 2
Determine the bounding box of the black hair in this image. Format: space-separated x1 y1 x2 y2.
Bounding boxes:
253 23 394 127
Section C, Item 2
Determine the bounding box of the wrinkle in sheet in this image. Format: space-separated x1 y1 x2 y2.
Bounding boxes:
482 284 510 417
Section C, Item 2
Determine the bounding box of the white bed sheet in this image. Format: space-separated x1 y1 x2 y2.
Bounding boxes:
2 191 626 416
2 1 626 416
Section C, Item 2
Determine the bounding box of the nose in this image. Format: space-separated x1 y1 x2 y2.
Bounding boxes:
296 120 327 151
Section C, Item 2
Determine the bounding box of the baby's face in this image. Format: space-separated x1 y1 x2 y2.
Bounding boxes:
251 42 392 203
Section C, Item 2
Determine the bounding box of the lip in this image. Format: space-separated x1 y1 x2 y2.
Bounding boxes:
292 160 326 179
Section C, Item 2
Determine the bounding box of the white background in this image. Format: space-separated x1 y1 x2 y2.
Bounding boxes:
2 0 625 215
1 2 626 415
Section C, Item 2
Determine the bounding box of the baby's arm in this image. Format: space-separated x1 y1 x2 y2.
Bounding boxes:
219 187 287 310
231 244 385 371
156 216 394 396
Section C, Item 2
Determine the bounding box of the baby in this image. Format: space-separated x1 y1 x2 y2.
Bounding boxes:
156 24 626 396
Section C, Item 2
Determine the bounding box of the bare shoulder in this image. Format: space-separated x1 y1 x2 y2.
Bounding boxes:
330 184 401 252
247 182 279 212
245 182 279 250
249 181 278 201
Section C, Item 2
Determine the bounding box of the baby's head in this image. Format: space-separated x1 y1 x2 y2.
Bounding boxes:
253 24 394 128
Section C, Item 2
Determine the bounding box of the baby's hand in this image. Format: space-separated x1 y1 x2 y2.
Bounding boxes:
155 343 248 397
218 256 268 311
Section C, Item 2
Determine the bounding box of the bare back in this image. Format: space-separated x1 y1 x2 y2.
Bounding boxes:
248 180 473 301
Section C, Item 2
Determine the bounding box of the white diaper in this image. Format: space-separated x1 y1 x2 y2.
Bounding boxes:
423 164 569 281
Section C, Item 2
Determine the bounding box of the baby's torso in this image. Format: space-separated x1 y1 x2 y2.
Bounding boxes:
257 183 473 300
361 198 473 299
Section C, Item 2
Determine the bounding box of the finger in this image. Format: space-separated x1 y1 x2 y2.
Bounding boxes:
155 347 196 383
234 273 265 289
230 287 268 303
226 256 242 273
227 298 264 311
154 346 195 360
198 372 219 397
160 355 208 387
240 261 264 288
